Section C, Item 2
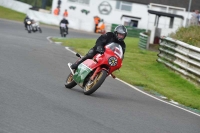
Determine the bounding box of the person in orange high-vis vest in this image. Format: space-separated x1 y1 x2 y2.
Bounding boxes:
94 16 100 33
63 9 68 17
96 19 106 34
54 7 60 16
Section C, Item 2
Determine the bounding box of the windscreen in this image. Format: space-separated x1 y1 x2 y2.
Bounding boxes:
105 42 123 59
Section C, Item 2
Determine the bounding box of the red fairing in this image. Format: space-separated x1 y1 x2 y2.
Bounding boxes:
82 43 123 75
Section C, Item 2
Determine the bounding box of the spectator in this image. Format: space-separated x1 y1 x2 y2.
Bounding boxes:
96 19 106 34
58 0 62 6
54 6 60 16
63 9 68 17
197 11 200 25
190 10 199 25
94 16 100 33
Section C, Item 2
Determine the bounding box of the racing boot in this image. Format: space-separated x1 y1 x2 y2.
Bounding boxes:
70 56 88 70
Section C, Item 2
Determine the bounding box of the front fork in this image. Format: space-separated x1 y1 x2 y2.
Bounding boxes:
90 67 102 81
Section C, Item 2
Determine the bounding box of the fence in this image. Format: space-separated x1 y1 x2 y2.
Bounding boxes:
158 37 200 84
139 33 149 49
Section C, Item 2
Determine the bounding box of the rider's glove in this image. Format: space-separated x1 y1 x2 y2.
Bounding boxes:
96 46 104 54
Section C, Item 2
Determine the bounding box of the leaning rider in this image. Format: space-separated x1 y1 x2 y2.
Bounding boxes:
70 25 127 70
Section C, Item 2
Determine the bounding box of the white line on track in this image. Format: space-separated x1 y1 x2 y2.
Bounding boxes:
47 36 53 43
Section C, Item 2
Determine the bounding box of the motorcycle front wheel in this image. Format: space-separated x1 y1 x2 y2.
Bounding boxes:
27 25 31 33
61 28 65 37
83 70 107 95
65 72 77 89
38 27 42 33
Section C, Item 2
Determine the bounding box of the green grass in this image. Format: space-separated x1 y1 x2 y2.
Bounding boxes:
0 6 26 21
52 37 200 110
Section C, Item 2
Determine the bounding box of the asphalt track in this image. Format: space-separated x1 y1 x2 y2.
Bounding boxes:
0 19 200 133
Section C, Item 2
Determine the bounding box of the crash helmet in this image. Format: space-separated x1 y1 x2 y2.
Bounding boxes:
26 15 30 19
114 25 127 41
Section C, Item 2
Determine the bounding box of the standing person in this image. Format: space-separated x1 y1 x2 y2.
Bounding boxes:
94 16 100 33
58 0 62 6
197 11 200 25
190 10 199 25
70 25 127 70
59 17 69 34
63 9 68 17
54 6 60 16
96 19 106 34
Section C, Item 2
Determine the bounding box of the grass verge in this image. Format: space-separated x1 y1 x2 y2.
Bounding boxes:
0 6 26 21
52 37 200 110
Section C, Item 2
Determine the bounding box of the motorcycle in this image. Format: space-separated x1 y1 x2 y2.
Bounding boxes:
65 42 123 95
31 21 42 33
25 19 32 33
60 23 68 37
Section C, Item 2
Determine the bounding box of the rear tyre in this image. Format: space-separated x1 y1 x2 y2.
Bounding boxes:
83 70 107 95
65 72 77 89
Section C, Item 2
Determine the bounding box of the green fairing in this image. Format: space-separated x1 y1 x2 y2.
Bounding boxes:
73 63 92 83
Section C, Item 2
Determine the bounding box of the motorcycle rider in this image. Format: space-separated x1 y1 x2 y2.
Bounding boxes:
70 25 127 70
59 17 69 34
24 15 31 29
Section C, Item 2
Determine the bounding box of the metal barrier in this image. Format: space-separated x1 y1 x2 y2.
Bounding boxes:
158 37 200 83
139 33 149 49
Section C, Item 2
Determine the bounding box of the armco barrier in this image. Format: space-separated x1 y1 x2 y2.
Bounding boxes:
158 37 200 83
111 24 146 38
139 33 149 49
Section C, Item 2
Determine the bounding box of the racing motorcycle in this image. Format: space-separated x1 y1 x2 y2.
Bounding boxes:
65 42 123 95
60 23 68 37
31 21 42 33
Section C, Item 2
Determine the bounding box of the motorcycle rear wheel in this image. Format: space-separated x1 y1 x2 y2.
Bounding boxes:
65 72 77 89
83 70 107 95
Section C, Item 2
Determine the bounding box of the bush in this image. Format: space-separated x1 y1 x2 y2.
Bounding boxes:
169 26 200 48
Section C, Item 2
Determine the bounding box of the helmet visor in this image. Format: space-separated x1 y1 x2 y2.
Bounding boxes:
117 33 125 40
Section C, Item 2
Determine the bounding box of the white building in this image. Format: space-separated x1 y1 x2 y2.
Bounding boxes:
52 0 189 43
52 0 149 30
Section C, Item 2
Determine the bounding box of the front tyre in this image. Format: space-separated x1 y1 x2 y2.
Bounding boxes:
83 70 107 95
61 28 65 37
65 72 77 89
27 25 31 33
38 27 42 33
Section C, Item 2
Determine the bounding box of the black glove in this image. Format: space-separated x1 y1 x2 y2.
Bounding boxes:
96 46 104 54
